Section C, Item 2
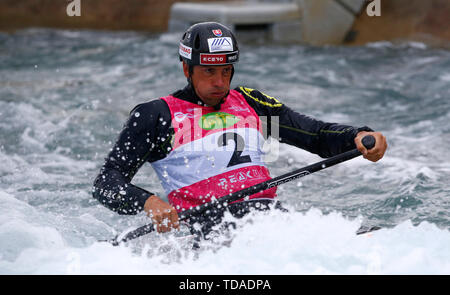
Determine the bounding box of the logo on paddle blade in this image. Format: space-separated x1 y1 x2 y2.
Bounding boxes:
199 112 240 130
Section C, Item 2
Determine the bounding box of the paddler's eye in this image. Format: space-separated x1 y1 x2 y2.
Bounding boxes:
204 68 215 75
223 67 232 76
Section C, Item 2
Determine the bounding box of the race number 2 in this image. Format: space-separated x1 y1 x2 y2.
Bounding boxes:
218 132 252 167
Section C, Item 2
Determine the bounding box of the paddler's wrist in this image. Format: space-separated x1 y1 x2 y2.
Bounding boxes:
355 126 374 137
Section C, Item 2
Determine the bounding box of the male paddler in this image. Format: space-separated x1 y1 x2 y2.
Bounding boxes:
92 22 387 239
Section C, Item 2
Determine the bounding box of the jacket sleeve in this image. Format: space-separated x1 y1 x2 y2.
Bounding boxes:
92 99 173 215
236 86 373 158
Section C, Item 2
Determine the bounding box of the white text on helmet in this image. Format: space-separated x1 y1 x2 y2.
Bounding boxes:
179 43 192 60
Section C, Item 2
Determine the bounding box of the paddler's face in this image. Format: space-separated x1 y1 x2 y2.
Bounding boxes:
183 62 232 107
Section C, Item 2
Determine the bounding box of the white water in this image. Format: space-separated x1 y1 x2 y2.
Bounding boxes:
1 195 449 275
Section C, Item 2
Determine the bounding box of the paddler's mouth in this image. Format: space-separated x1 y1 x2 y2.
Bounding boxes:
210 91 226 98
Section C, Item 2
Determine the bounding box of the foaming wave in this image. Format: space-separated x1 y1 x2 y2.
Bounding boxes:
366 41 428 50
2 208 449 274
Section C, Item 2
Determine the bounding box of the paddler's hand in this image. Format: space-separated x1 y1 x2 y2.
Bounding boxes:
355 131 387 162
144 195 179 233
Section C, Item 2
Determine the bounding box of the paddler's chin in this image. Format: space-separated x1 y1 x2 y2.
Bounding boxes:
200 94 226 107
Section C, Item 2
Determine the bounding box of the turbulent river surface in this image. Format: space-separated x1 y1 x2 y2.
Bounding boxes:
0 29 449 274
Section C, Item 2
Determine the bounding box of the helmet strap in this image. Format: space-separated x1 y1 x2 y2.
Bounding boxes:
186 64 197 101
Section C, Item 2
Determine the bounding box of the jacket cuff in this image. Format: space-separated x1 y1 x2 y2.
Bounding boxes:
348 126 374 144
355 126 374 136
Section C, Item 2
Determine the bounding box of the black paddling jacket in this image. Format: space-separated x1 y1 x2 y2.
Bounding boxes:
92 85 373 214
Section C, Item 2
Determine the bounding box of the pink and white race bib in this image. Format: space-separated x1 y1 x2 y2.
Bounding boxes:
151 89 277 212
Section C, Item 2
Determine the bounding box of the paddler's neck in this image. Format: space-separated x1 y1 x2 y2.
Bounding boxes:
171 84 207 106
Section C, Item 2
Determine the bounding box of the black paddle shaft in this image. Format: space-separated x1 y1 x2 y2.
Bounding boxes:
107 135 376 245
